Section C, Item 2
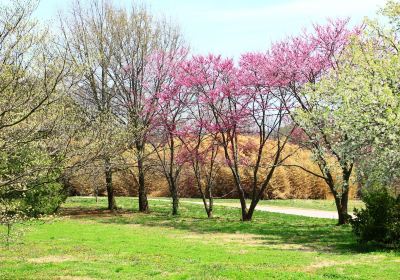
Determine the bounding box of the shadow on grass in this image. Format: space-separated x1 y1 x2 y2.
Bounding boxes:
58 200 391 254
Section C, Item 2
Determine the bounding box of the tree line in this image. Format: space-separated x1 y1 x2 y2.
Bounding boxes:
1 0 399 226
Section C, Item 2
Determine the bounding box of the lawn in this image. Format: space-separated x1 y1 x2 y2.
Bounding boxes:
0 197 398 280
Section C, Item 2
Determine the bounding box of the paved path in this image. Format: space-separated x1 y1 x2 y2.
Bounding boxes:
150 198 343 219
215 202 341 219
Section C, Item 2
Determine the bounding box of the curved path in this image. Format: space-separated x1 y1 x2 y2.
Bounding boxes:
150 198 347 219
214 202 341 219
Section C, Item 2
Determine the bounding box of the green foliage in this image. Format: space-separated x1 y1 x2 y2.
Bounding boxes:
0 144 65 247
351 186 400 247
0 144 66 218
0 0 70 222
23 181 66 217
296 0 400 193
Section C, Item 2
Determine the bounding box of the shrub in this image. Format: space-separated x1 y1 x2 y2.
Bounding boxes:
351 186 400 247
1 145 67 218
23 181 67 217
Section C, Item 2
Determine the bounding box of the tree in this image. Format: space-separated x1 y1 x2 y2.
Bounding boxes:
150 54 190 215
177 83 222 218
60 0 126 210
106 4 184 212
0 0 69 233
304 1 400 195
270 19 358 224
180 54 292 221
238 53 294 220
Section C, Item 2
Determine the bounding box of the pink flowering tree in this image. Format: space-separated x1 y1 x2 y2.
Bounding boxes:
149 59 191 215
176 76 222 218
270 19 358 224
237 53 295 220
180 54 293 221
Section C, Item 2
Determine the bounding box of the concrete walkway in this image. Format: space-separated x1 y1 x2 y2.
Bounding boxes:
150 198 343 219
215 202 341 219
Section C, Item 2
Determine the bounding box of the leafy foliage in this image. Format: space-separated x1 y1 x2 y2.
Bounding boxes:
351 186 400 247
0 144 66 217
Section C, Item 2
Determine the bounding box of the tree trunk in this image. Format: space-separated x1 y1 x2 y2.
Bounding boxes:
244 203 257 221
242 210 252 221
104 157 116 210
137 155 149 213
230 171 249 221
197 175 214 218
171 183 179 215
323 164 352 225
206 207 213 218
207 191 213 218
200 191 213 218
335 189 350 225
335 166 352 225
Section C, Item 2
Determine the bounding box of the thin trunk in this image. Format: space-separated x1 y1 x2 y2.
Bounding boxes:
232 175 249 221
207 200 213 218
198 184 214 218
137 150 149 213
244 141 282 221
238 184 249 221
318 157 352 225
105 157 116 210
207 186 214 218
336 165 352 225
169 134 180 215
229 167 248 221
6 223 11 249
170 180 179 215
199 187 209 217
194 163 214 218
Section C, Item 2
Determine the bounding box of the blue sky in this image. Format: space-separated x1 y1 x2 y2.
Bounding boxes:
32 0 385 58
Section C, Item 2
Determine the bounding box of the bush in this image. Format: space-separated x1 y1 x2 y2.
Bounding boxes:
351 186 400 247
1 145 67 218
23 181 67 217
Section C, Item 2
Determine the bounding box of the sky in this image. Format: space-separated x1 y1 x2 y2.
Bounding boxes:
31 0 386 58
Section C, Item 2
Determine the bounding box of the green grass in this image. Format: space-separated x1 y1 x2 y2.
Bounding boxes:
0 197 398 280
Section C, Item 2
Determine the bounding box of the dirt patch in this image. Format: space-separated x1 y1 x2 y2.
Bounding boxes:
305 255 386 272
305 260 355 271
28 255 76 263
56 277 96 280
170 231 319 252
218 233 264 245
58 207 133 218
171 231 264 246
267 243 316 252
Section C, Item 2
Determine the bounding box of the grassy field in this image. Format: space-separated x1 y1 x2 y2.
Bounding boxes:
0 197 398 280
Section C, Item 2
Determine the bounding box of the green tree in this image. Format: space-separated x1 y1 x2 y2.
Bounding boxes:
0 0 70 241
301 0 400 197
